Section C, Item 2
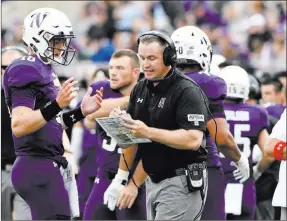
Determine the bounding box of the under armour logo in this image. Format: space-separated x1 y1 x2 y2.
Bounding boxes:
158 98 166 108
94 177 100 184
137 98 143 103
53 162 58 167
70 114 76 122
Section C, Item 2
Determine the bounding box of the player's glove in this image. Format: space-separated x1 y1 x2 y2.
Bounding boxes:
230 154 250 183
103 169 129 211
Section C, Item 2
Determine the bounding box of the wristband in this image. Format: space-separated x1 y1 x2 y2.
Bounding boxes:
62 107 85 128
40 100 62 122
273 141 286 161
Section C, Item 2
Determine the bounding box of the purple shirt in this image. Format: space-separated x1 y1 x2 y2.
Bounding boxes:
90 80 123 173
3 55 64 157
185 71 227 168
221 103 269 182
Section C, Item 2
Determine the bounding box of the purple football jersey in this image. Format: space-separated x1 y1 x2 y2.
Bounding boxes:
221 103 269 182
82 122 99 151
3 55 64 157
90 80 123 173
185 72 227 168
266 104 286 120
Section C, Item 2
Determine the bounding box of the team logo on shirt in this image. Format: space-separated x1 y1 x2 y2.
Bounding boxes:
137 98 144 103
94 177 100 184
187 114 204 126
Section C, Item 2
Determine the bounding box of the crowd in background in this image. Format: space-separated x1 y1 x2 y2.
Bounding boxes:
2 1 286 79
1 1 286 220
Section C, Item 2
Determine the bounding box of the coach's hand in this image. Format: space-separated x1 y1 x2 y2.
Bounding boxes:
104 169 129 211
117 181 138 210
231 154 250 183
122 117 150 138
56 77 79 109
109 107 129 118
81 87 103 116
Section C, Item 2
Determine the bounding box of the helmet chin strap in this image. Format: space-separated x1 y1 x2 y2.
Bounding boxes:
36 53 51 65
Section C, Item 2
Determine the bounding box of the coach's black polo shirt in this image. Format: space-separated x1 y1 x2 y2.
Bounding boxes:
127 69 209 176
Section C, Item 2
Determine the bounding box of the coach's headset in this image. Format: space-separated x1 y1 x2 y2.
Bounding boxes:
137 30 177 82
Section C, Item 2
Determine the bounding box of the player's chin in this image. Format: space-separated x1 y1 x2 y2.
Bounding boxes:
110 83 120 90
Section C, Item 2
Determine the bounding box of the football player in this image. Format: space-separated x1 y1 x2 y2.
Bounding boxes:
219 66 270 220
83 49 146 220
171 26 250 220
3 8 103 220
71 69 108 218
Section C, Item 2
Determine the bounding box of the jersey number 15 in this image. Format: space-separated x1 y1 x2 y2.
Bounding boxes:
220 124 251 158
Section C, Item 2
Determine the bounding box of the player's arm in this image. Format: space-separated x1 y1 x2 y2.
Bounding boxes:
264 109 286 161
253 129 274 179
207 118 241 162
11 77 78 138
264 138 286 161
86 96 130 121
119 144 138 172
117 160 148 210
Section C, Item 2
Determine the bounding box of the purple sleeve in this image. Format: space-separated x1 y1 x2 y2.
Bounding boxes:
8 62 41 88
205 77 227 120
10 87 39 109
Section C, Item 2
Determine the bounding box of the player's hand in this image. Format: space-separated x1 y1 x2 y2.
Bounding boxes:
121 117 150 139
117 181 138 210
231 154 250 183
56 77 79 109
103 169 129 211
81 87 103 116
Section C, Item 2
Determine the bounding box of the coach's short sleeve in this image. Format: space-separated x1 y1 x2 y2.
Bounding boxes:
175 86 208 132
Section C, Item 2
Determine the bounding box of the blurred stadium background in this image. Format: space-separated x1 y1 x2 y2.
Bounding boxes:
2 1 286 82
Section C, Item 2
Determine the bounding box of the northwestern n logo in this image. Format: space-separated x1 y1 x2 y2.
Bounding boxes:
30 12 49 28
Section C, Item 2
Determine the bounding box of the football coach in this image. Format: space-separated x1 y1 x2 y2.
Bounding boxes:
103 31 210 220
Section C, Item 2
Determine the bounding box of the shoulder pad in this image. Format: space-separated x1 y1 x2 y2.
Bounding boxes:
90 80 110 94
6 58 42 88
201 75 227 101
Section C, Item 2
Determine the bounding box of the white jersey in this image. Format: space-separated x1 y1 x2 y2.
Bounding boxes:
271 108 286 207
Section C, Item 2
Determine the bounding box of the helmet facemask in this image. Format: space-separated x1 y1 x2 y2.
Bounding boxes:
41 32 75 66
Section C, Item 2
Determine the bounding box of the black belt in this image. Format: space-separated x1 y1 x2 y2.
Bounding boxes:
149 162 207 184
149 168 186 184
